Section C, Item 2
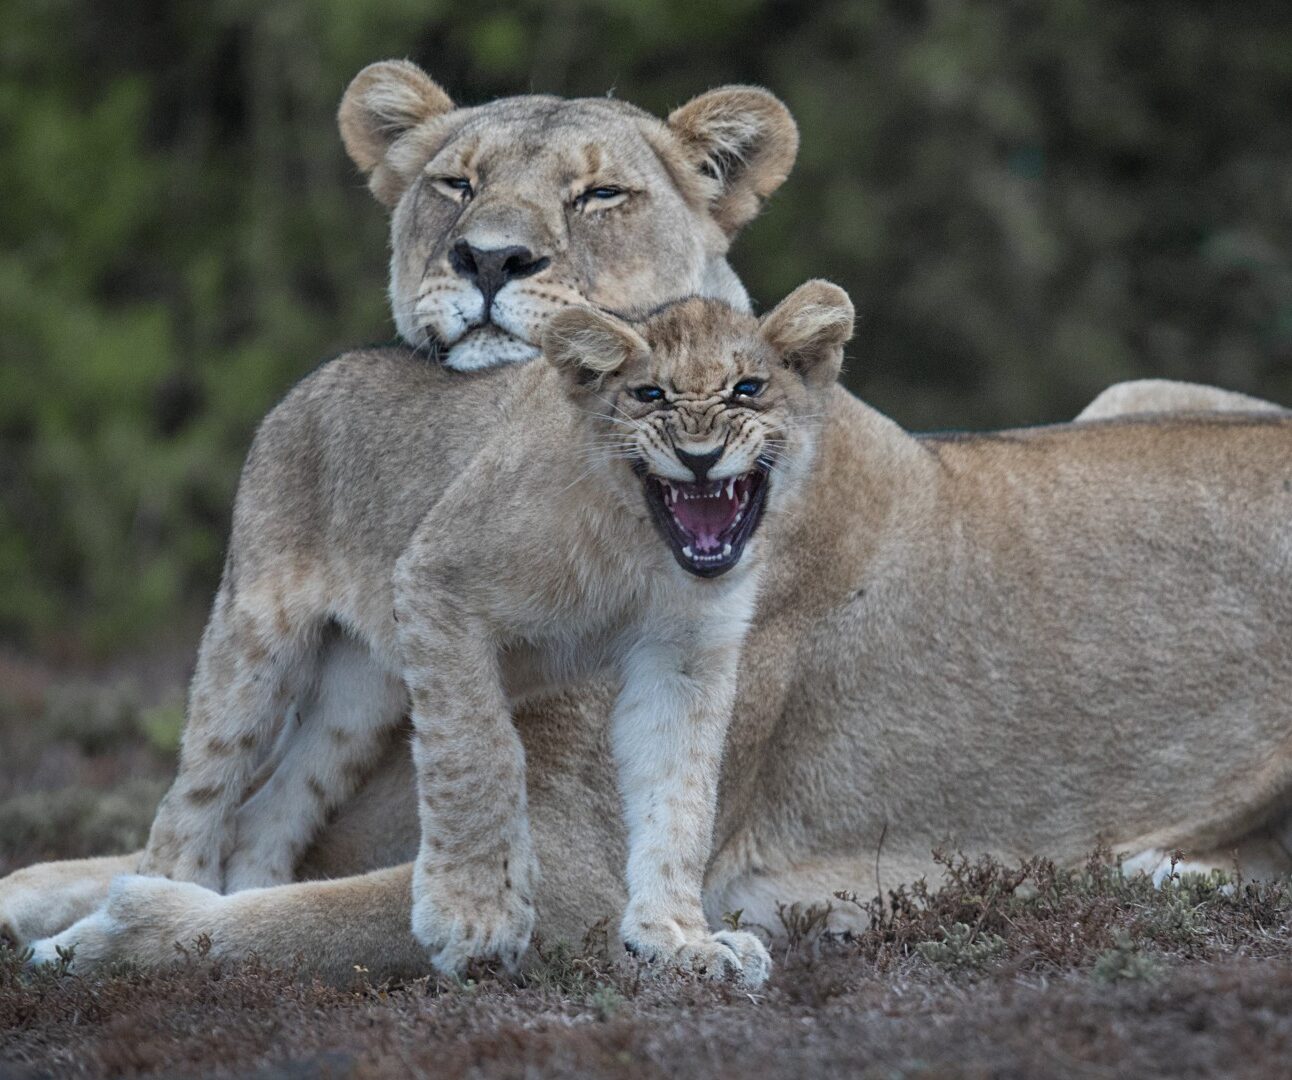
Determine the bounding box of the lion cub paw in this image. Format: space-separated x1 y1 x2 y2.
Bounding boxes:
623 922 772 988
412 861 536 975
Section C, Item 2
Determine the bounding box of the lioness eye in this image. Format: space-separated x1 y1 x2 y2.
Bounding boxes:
438 177 473 198
575 185 625 209
632 385 665 403
733 378 765 398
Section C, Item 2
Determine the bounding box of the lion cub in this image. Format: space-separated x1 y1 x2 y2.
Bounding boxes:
139 280 853 985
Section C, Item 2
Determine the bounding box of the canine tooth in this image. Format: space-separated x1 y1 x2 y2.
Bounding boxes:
733 511 743 525
683 545 694 558
722 542 732 557
725 480 735 499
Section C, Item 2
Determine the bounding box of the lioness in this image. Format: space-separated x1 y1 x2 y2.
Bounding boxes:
7 63 1292 983
136 283 850 986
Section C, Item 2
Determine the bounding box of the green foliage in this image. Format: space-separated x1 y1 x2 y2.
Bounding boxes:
4 1 1291 653
915 921 1006 972
585 982 626 1021
1092 930 1164 985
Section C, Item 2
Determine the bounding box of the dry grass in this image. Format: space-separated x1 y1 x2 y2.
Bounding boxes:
2 652 1291 1078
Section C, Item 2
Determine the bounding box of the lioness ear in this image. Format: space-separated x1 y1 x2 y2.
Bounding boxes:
759 280 854 386
667 86 799 236
544 307 650 389
338 60 455 208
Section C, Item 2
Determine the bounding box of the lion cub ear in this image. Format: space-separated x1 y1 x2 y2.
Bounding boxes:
666 87 799 236
338 60 456 208
759 280 854 386
544 307 651 390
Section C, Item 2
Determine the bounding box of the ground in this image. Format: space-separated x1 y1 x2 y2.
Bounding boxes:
2 650 1290 1079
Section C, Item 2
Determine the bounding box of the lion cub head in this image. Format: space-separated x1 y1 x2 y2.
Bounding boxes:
338 60 797 371
544 281 853 578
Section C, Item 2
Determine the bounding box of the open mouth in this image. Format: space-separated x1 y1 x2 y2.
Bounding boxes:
640 465 770 577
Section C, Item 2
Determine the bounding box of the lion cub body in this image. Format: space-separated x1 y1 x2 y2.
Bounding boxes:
133 284 852 985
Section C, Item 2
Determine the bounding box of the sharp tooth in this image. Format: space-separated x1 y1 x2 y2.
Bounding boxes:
725 480 735 499
734 511 743 525
682 545 694 558
722 542 732 557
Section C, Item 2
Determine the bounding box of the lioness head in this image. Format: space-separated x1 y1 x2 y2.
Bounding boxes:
544 281 853 578
339 60 797 371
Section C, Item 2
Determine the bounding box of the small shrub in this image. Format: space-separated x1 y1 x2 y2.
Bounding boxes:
586 983 625 1021
915 922 1006 972
1093 931 1165 985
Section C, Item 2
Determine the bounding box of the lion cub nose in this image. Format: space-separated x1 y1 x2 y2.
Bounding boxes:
675 446 724 483
449 240 549 308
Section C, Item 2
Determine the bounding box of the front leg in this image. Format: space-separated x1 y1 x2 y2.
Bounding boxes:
397 601 537 975
140 591 316 890
613 631 771 988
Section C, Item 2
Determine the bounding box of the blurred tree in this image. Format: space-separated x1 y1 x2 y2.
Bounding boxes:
2 0 1290 655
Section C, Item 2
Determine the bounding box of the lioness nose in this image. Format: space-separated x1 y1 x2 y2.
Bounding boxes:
675 446 723 483
449 240 549 307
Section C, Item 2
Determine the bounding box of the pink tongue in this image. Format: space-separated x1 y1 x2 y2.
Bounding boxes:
671 492 739 551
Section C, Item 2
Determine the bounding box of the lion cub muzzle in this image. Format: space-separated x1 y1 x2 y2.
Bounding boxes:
639 463 771 577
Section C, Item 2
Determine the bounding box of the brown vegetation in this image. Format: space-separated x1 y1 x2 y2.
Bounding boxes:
4 657 1291 1078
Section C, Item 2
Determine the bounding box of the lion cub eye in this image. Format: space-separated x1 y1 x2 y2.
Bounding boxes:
732 378 765 398
436 176 474 200
631 385 665 403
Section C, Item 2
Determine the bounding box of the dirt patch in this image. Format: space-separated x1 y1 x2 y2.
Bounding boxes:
3 851 1291 1079
2 658 1290 1078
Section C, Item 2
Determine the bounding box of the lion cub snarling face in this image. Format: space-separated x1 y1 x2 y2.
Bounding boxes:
338 59 797 370
134 280 852 987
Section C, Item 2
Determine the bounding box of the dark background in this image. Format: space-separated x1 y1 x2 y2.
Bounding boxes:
3 0 1291 657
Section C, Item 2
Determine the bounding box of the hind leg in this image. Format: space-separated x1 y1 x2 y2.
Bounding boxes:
139 581 320 890
1122 830 1292 886
223 630 407 891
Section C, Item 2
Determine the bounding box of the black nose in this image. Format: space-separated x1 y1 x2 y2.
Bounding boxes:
448 241 549 308
675 447 723 483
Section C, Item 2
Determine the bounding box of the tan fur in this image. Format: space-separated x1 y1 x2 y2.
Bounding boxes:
1077 378 1289 421
21 366 1292 983
9 69 1292 985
